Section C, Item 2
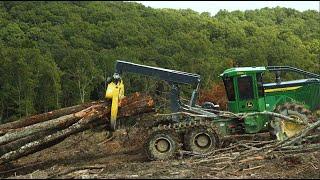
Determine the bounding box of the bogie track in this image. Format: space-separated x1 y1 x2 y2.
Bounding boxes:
144 118 221 160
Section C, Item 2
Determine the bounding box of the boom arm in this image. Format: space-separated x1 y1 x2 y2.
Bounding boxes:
115 60 201 86
105 60 202 130
267 66 320 83
114 60 201 110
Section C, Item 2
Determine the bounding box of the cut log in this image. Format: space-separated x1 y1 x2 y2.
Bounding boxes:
0 129 57 156
0 101 103 133
0 110 103 165
0 93 155 164
0 104 106 146
119 98 155 117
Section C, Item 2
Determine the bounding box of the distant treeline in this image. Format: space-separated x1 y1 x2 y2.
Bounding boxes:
0 1 319 122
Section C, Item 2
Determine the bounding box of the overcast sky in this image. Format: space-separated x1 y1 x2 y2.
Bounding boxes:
135 1 320 15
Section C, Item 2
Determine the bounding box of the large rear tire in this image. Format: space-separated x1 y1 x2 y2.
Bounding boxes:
270 103 315 140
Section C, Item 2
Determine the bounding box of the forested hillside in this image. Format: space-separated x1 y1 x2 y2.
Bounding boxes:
0 1 319 122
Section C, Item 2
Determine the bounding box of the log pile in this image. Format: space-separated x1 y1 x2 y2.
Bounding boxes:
0 92 155 165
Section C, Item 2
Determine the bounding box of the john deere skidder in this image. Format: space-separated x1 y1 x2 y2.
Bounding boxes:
106 60 320 160
221 66 320 140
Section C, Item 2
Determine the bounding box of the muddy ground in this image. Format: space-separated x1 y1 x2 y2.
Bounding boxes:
0 122 319 179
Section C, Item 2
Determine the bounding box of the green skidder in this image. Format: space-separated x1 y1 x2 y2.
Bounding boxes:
220 66 320 140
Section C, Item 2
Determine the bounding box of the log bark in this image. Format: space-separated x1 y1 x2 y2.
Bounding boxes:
0 104 106 146
119 94 155 117
0 129 57 156
0 93 154 164
0 110 103 165
0 101 103 133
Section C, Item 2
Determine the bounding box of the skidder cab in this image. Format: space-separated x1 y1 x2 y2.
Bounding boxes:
220 66 320 140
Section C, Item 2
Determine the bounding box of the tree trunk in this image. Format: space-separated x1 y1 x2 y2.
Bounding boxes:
0 104 106 145
0 110 104 165
17 77 22 119
0 101 103 133
0 129 57 156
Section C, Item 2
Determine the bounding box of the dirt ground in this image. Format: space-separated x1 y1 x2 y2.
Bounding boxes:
0 123 319 179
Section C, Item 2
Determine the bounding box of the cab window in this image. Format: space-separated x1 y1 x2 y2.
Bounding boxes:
237 76 254 100
256 73 264 97
223 77 235 101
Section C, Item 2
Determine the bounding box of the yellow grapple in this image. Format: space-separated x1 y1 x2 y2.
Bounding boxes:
105 78 124 130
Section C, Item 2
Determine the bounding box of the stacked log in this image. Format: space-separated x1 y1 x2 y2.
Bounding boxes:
0 92 155 165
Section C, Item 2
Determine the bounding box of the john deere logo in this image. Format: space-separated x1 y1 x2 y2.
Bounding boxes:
247 101 253 108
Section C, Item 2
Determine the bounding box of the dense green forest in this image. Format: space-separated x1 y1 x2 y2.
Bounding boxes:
0 1 319 122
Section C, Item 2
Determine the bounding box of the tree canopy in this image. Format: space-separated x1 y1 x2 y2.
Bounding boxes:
0 1 319 122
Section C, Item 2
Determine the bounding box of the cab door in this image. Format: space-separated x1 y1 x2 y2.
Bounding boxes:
236 75 264 112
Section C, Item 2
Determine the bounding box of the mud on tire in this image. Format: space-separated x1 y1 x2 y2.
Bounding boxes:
145 130 179 160
184 126 219 154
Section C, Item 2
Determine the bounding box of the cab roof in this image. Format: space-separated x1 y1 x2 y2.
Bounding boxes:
220 67 266 77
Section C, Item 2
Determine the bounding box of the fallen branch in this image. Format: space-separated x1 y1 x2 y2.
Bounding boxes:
48 165 107 179
242 165 264 171
239 156 264 163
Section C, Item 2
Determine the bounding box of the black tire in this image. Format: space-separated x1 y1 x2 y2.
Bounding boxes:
145 131 179 161
184 127 218 154
270 103 315 139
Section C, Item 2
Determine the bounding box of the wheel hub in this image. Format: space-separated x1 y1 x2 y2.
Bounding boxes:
194 133 211 148
155 138 171 153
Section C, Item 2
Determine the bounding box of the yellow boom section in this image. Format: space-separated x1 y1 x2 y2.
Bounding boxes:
105 79 124 130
